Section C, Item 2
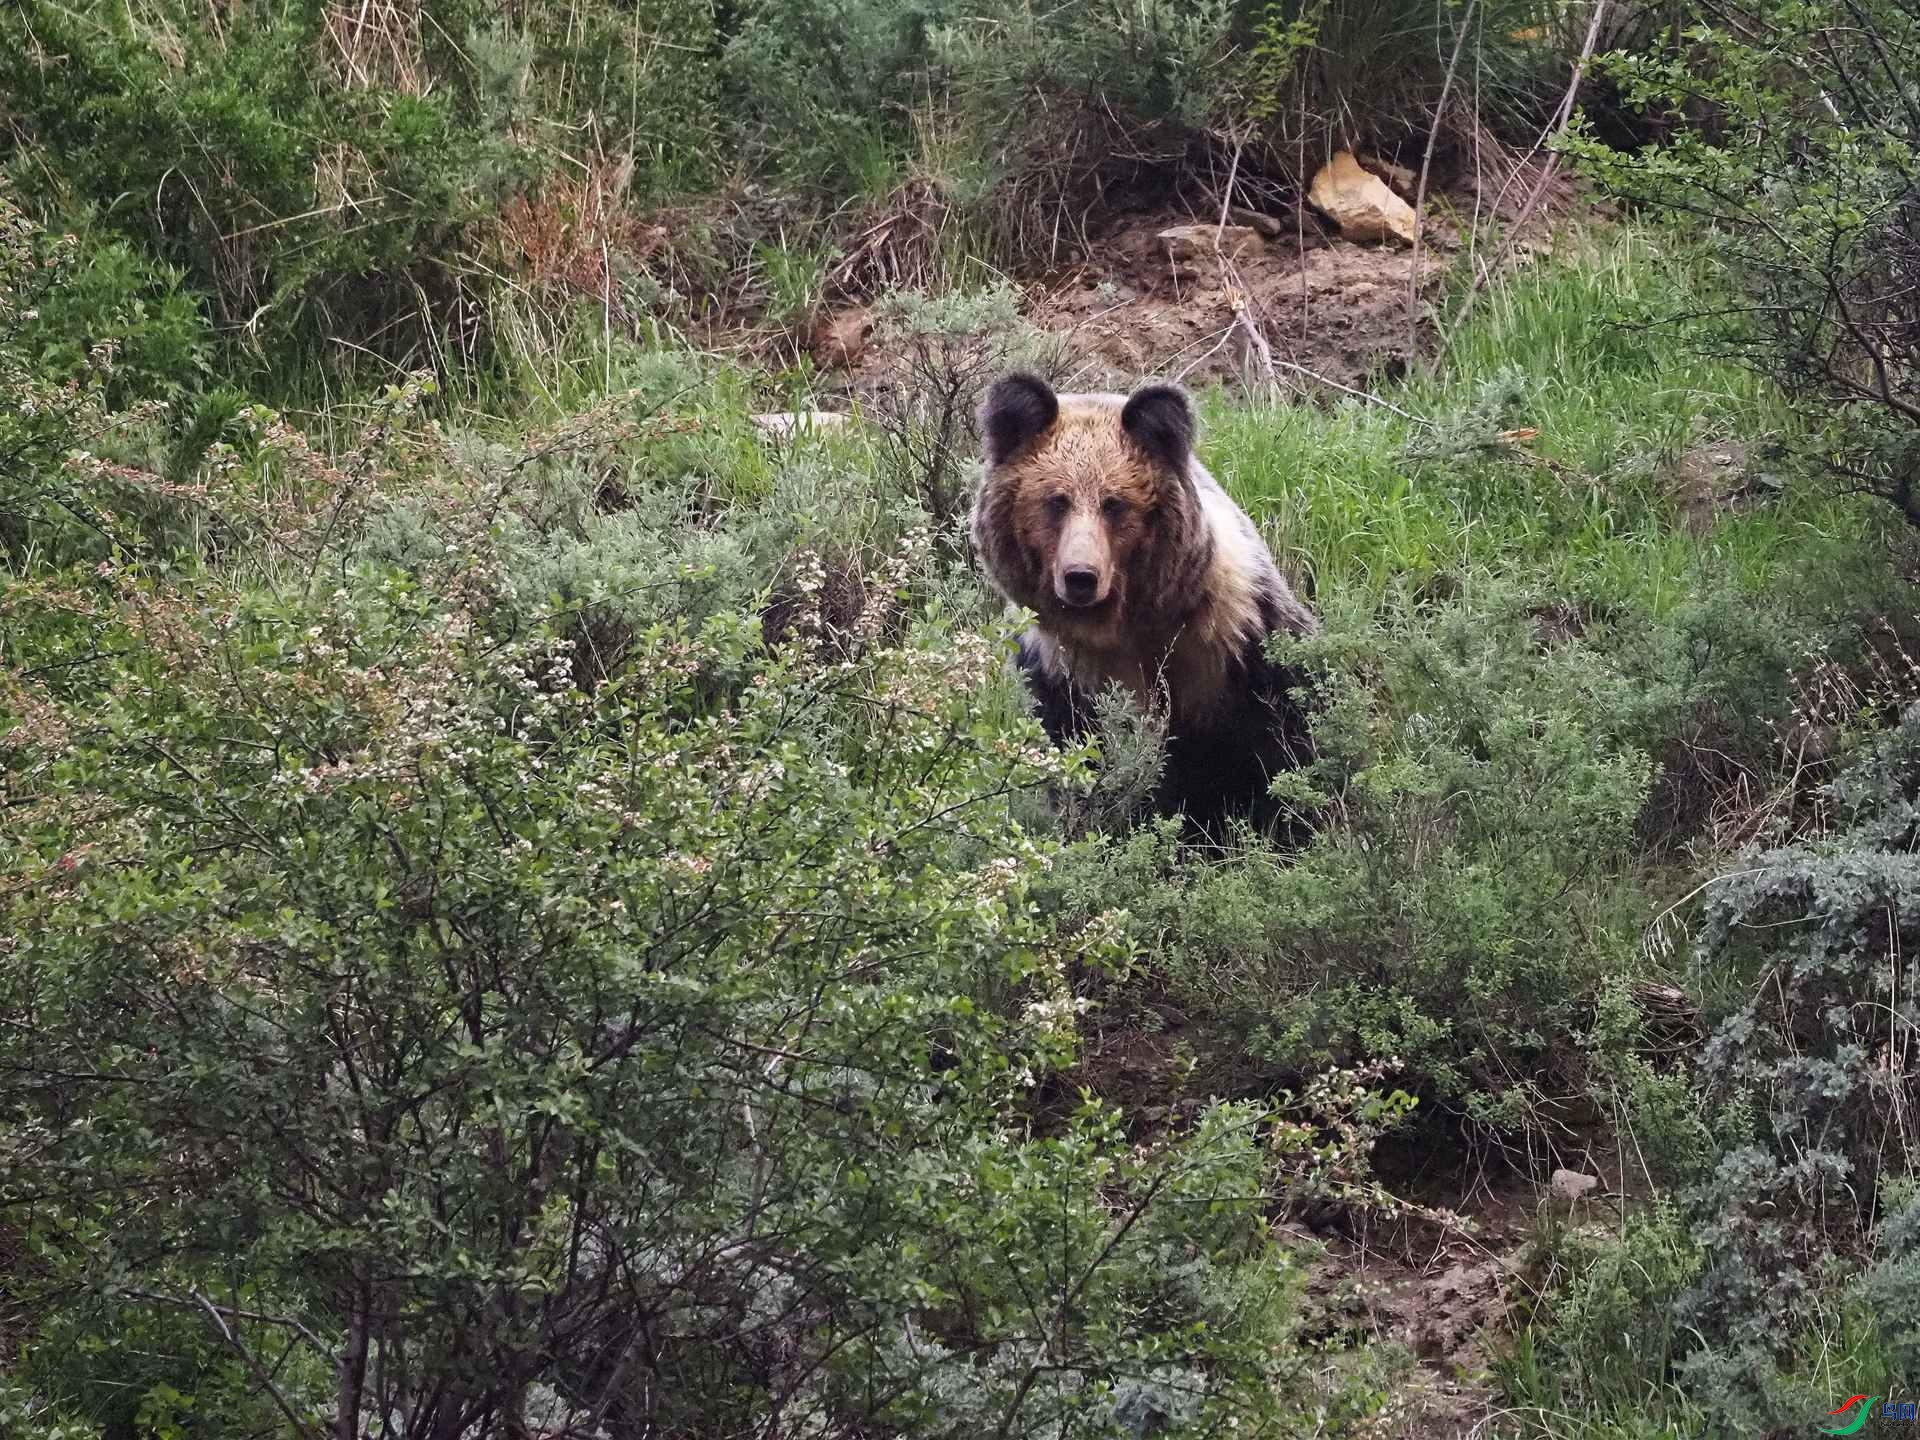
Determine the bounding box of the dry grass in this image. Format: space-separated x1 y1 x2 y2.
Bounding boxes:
828 177 950 300
495 153 668 321
323 0 431 95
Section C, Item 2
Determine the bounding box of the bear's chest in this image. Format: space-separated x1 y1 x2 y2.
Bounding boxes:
1044 627 1249 734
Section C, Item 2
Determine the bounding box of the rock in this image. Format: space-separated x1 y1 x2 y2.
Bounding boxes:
1307 151 1419 246
1226 206 1286 238
1550 1168 1600 1203
1669 439 1754 535
1364 157 1419 199
750 411 852 442
1157 224 1264 263
808 307 872 370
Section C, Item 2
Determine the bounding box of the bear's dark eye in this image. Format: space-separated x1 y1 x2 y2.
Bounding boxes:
1101 497 1131 522
1044 493 1071 521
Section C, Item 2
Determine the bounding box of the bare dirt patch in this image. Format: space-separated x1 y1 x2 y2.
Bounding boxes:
1032 207 1458 395
821 204 1461 408
639 144 1585 410
1055 1014 1634 1439
817 142 1584 404
1288 1164 1569 1439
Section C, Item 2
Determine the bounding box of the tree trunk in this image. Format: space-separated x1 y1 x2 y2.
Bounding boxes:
336 1282 370 1440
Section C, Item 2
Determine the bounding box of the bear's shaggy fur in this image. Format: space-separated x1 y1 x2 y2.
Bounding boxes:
969 372 1319 833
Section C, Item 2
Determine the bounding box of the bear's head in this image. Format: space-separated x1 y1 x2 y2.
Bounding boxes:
970 373 1212 651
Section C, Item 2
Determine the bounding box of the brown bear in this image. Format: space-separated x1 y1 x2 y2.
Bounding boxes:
969 371 1319 835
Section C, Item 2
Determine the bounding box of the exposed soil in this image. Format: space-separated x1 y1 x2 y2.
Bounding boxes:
1058 1004 1631 1438
820 202 1460 403
822 149 1578 409
1032 210 1443 395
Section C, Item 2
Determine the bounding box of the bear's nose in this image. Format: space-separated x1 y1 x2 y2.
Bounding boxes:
1059 566 1102 606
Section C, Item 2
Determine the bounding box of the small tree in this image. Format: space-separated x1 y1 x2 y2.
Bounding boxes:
0 360 1328 1437
1563 2 1920 524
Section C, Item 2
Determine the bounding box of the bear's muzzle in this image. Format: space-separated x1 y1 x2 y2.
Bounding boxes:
1053 511 1113 609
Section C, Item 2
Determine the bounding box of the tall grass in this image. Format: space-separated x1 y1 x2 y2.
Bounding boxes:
431 221 1891 631
1203 228 1885 615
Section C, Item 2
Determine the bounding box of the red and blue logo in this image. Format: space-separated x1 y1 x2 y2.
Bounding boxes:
1823 1396 1876 1435
1823 1395 1918 1434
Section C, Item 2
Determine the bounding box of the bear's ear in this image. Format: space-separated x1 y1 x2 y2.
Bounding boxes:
1121 383 1195 471
980 372 1059 465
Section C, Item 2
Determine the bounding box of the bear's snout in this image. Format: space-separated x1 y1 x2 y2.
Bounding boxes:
1059 565 1102 606
1053 511 1113 609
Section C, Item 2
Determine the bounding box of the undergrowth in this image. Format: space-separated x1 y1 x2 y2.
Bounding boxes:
2 20 1918 1426
1208 229 1880 615
1 0 1609 398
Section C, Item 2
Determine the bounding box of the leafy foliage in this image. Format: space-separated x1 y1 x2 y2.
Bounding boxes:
1036 578 1799 1129
1565 1 1920 526
0 189 179 569
0 0 534 374
722 0 1238 192
0 470 1318 1440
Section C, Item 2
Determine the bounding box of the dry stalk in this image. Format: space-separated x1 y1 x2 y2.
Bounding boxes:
1436 0 1612 357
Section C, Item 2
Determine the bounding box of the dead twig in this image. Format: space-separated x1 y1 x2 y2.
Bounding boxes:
1409 0 1478 358
1436 0 1612 358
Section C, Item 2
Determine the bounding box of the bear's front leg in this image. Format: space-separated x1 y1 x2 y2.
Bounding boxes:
1016 633 1094 747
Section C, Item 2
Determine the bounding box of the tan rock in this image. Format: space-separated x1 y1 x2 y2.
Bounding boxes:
1157 224 1264 263
1550 1168 1600 1203
1307 151 1419 246
750 411 852 442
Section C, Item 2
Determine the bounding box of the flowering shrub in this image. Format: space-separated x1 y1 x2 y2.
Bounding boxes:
0 328 1367 1433
1502 702 1920 1434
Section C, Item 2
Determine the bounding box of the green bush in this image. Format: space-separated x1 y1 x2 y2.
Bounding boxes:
1226 0 1592 157
1497 1199 1707 1434
1036 577 1802 1132
722 0 1236 192
0 359 1390 1434
721 0 1584 195
14 230 212 407
1564 0 1920 530
0 0 730 393
0 0 523 383
0 187 188 569
1859 1188 1920 1383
